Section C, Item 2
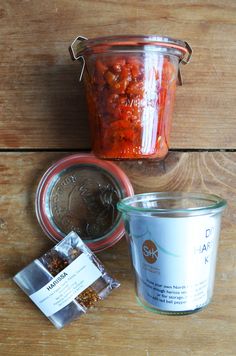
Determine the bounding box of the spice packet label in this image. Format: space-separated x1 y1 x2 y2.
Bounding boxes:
29 253 102 317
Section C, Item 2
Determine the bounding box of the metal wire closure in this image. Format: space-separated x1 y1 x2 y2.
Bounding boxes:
178 41 193 85
69 36 88 81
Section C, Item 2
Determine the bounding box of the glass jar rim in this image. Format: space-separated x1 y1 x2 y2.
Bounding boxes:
79 34 186 47
73 34 190 59
117 192 227 216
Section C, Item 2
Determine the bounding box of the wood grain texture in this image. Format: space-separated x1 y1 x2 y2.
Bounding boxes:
0 152 235 356
0 0 236 149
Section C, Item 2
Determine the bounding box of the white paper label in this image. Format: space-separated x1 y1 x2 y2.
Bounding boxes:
30 253 102 317
129 214 221 311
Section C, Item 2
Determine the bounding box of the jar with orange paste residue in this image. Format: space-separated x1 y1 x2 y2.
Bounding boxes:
70 35 192 160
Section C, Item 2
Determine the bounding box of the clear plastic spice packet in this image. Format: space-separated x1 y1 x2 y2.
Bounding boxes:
13 231 120 329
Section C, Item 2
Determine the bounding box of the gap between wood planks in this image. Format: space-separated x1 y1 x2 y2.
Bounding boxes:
0 148 235 153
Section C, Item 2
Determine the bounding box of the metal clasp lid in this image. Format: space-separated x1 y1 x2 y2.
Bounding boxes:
69 36 193 85
178 41 193 86
69 36 88 81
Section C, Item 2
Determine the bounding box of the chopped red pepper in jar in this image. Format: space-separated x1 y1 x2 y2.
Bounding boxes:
84 53 178 159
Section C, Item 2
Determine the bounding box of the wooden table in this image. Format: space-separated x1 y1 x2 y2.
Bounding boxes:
0 1 236 355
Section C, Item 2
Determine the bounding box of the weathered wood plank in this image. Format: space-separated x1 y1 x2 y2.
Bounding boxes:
0 151 235 355
0 1 236 149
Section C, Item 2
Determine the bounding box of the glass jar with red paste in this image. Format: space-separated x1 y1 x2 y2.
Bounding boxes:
70 35 192 160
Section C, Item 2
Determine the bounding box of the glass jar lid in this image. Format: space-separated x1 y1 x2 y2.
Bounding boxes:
35 153 133 252
69 35 192 83
70 35 191 60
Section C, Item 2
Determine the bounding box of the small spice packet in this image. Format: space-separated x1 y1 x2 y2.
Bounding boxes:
13 231 120 329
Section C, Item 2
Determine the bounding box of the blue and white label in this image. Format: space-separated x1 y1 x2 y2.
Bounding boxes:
128 214 221 311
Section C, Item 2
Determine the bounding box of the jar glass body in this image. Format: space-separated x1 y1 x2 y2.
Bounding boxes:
83 49 179 160
117 192 227 314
